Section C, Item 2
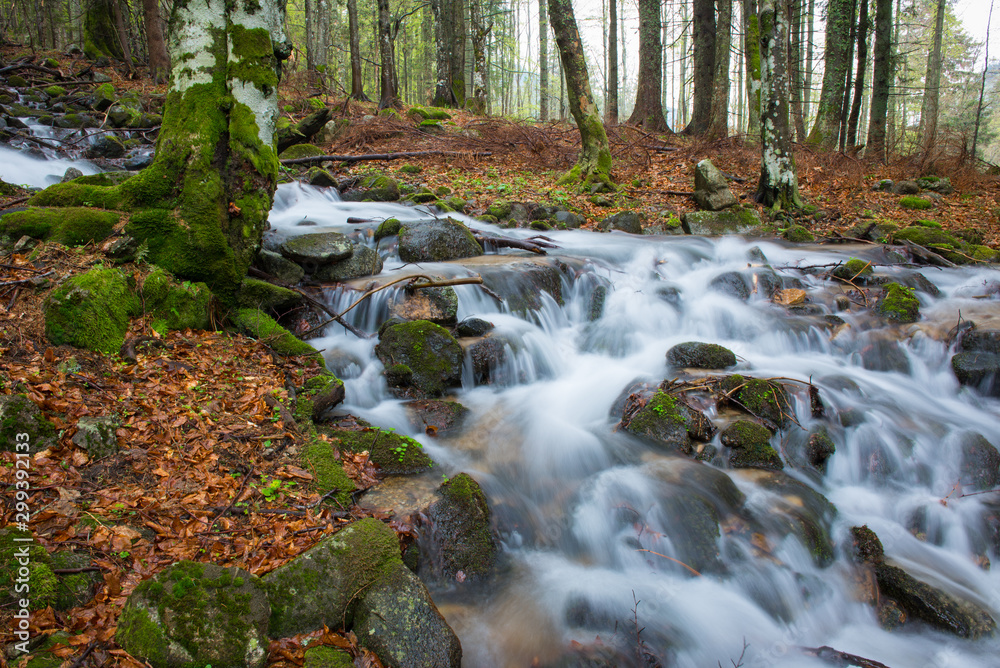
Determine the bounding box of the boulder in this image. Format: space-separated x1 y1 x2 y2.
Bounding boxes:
44 267 140 353
143 268 213 331
374 218 402 240
84 135 125 159
424 473 498 581
279 232 354 265
805 427 836 471
554 210 585 229
683 208 762 235
256 249 305 284
115 561 270 668
598 210 643 234
709 271 751 301
666 342 737 369
478 260 564 314
468 335 509 382
397 219 483 263
405 400 470 436
237 277 302 314
621 390 717 456
341 174 400 202
916 176 953 195
456 317 494 337
875 564 995 638
324 426 433 475
693 159 738 211
959 432 1000 491
71 416 119 459
891 180 920 195
951 352 1000 397
721 420 784 470
313 245 384 281
375 320 463 397
719 375 790 428
960 329 1000 355
388 285 458 325
0 394 57 454
874 282 920 323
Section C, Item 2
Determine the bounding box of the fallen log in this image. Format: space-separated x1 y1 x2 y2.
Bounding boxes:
474 234 559 255
276 106 334 154
281 150 493 166
799 646 892 668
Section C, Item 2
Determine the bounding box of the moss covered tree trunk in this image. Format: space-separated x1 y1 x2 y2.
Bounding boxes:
866 0 892 160
547 0 614 192
30 0 290 304
83 0 124 60
805 0 852 147
742 0 762 136
756 0 803 210
707 0 732 139
626 0 667 132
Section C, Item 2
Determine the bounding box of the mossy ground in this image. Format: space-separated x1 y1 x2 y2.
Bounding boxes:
322 426 433 474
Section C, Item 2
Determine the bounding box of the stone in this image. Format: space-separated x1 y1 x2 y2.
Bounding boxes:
312 245 384 282
891 180 920 195
397 219 483 263
666 341 737 369
456 317 494 337
554 210 585 229
405 400 470 436
960 329 1000 355
915 176 953 195
874 282 920 323
237 277 302 314
598 210 643 234
874 563 995 638
116 561 271 668
693 159 738 211
0 394 57 454
424 473 497 581
621 391 716 456
719 375 791 427
71 416 119 459
388 285 458 325
959 432 1000 492
860 338 911 374
806 427 836 471
51 550 102 610
375 320 463 397
84 135 125 159
124 152 154 170
709 271 751 300
143 268 213 331
61 167 84 183
256 250 305 285
307 167 337 188
683 208 762 235
279 232 354 265
721 420 784 470
478 260 564 315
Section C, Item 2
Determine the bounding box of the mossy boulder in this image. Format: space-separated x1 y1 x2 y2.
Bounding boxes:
278 143 326 160
44 267 140 353
622 391 716 455
313 245 384 282
279 232 354 265
682 207 762 235
408 105 452 121
721 420 783 470
374 218 402 241
719 375 790 427
256 249 305 285
874 563 995 638
783 225 815 242
0 206 119 246
85 135 126 159
0 394 58 453
375 320 463 397
693 159 738 211
916 176 953 194
115 561 270 668
142 268 213 331
51 550 102 610
398 218 483 263
898 195 933 210
303 646 354 668
263 518 402 637
324 426 433 475
424 473 497 581
91 82 116 111
666 341 737 369
343 174 400 202
300 436 355 509
832 257 873 281
230 308 321 362
951 351 1000 397
237 277 302 313
388 284 458 325
71 416 120 460
597 210 642 234
0 528 58 610
352 562 463 668
874 282 920 323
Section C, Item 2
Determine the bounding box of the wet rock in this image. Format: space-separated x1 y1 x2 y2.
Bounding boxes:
405 400 470 436
84 135 125 159
554 210 585 229
721 420 784 470
424 473 497 581
71 416 119 459
307 167 337 188
256 249 305 285
959 432 1000 492
693 159 738 211
468 335 508 381
891 180 920 195
960 329 1000 355
875 564 996 638
116 561 270 668
588 284 607 320
832 257 873 282
874 282 920 323
683 208 762 235
388 285 458 325
305 374 346 421
61 167 84 182
805 427 836 471
313 245 383 281
850 525 885 564
621 390 716 455
666 341 737 369
893 270 940 297
951 351 1000 397
742 470 836 565
325 349 364 379
916 176 953 195
279 232 354 265
342 174 400 201
860 339 911 374
709 271 751 300
598 210 642 234
0 394 57 454
398 218 483 262
719 375 791 427
456 317 494 337
374 218 401 240
478 260 564 314
375 320 463 397
123 152 154 170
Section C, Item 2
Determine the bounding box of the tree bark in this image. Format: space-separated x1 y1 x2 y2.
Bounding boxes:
756 0 803 210
805 0 853 146
627 0 667 131
547 0 615 191
789 0 805 140
110 0 133 72
348 0 369 100
141 0 169 84
707 0 733 138
919 0 946 159
83 0 124 61
607 0 618 123
742 0 762 136
450 0 467 107
685 0 716 134
377 0 400 109
540 0 549 120
866 0 892 159
846 0 868 151
971 0 994 160
469 0 488 114
29 0 290 303
837 0 857 152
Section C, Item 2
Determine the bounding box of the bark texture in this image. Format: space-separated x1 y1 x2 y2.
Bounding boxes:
846 0 868 150
805 0 853 146
347 0 369 100
684 0 716 135
607 0 618 123
627 0 667 131
547 0 614 191
919 0 946 158
141 0 169 84
377 0 400 109
539 0 549 120
469 0 488 114
742 0 762 136
866 0 892 159
707 0 733 138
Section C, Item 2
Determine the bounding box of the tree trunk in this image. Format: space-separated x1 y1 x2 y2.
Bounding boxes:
547 0 614 191
348 0 369 100
756 0 802 209
627 0 667 131
540 0 549 120
805 0 852 146
803 0 814 121
469 0 488 114
685 0 716 134
29 0 291 304
450 0 466 107
607 0 618 123
742 0 761 136
707 0 733 138
141 0 169 84
846 0 867 151
110 0 133 72
789 0 805 140
919 0 945 158
377 0 400 109
679 0 689 127
866 0 892 159
83 0 124 61
971 0 994 160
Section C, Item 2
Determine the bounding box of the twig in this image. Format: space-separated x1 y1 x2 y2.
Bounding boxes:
0 271 53 288
52 567 101 574
0 196 30 209
636 548 702 576
798 646 892 668
68 641 98 668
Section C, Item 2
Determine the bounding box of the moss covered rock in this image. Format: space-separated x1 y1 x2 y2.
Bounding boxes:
425 473 497 581
666 341 737 369
279 143 326 160
874 282 920 323
142 268 213 331
0 206 119 246
375 320 463 397
951 351 1000 397
374 218 402 241
256 249 305 285
115 561 270 668
279 232 354 265
597 210 643 234
398 218 483 263
51 550 102 610
300 436 356 509
0 394 57 454
44 267 140 353
408 105 452 121
303 646 354 668
719 375 791 427
324 426 433 475
71 415 120 459
783 224 815 242
898 195 933 210
344 174 400 202
0 528 58 610
682 207 762 235
622 391 716 455
832 257 873 281
313 245 384 282
721 420 784 470
231 308 321 362
805 427 836 471
237 277 302 313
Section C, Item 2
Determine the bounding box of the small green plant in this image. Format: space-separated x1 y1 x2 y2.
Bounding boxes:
134 240 150 264
151 319 169 337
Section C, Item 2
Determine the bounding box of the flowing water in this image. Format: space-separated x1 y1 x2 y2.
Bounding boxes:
269 183 1000 668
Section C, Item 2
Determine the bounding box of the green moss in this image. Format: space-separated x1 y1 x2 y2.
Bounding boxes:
399 164 422 174
721 375 789 427
408 105 452 121
875 282 920 323
237 277 301 313
0 207 120 246
783 225 815 242
231 308 321 362
374 218 402 241
899 195 933 210
228 26 279 91
324 426 433 475
280 143 326 160
0 527 58 610
374 320 463 396
914 219 942 229
301 438 355 508
487 200 512 219
44 267 140 353
722 420 783 470
45 85 67 97
51 551 101 610
142 268 213 331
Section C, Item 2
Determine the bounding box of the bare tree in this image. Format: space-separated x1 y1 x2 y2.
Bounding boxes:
919 0 946 159
685 0 716 134
866 0 893 159
141 0 169 84
628 0 667 131
707 0 733 138
607 0 618 123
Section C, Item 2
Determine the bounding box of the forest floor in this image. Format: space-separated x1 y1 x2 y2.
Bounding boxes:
1 50 1000 668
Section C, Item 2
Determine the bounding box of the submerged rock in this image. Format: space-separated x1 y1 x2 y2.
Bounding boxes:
398 218 483 262
709 271 751 301
666 341 737 369
951 352 1000 397
405 400 470 436
375 320 463 397
721 420 784 470
424 473 498 581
